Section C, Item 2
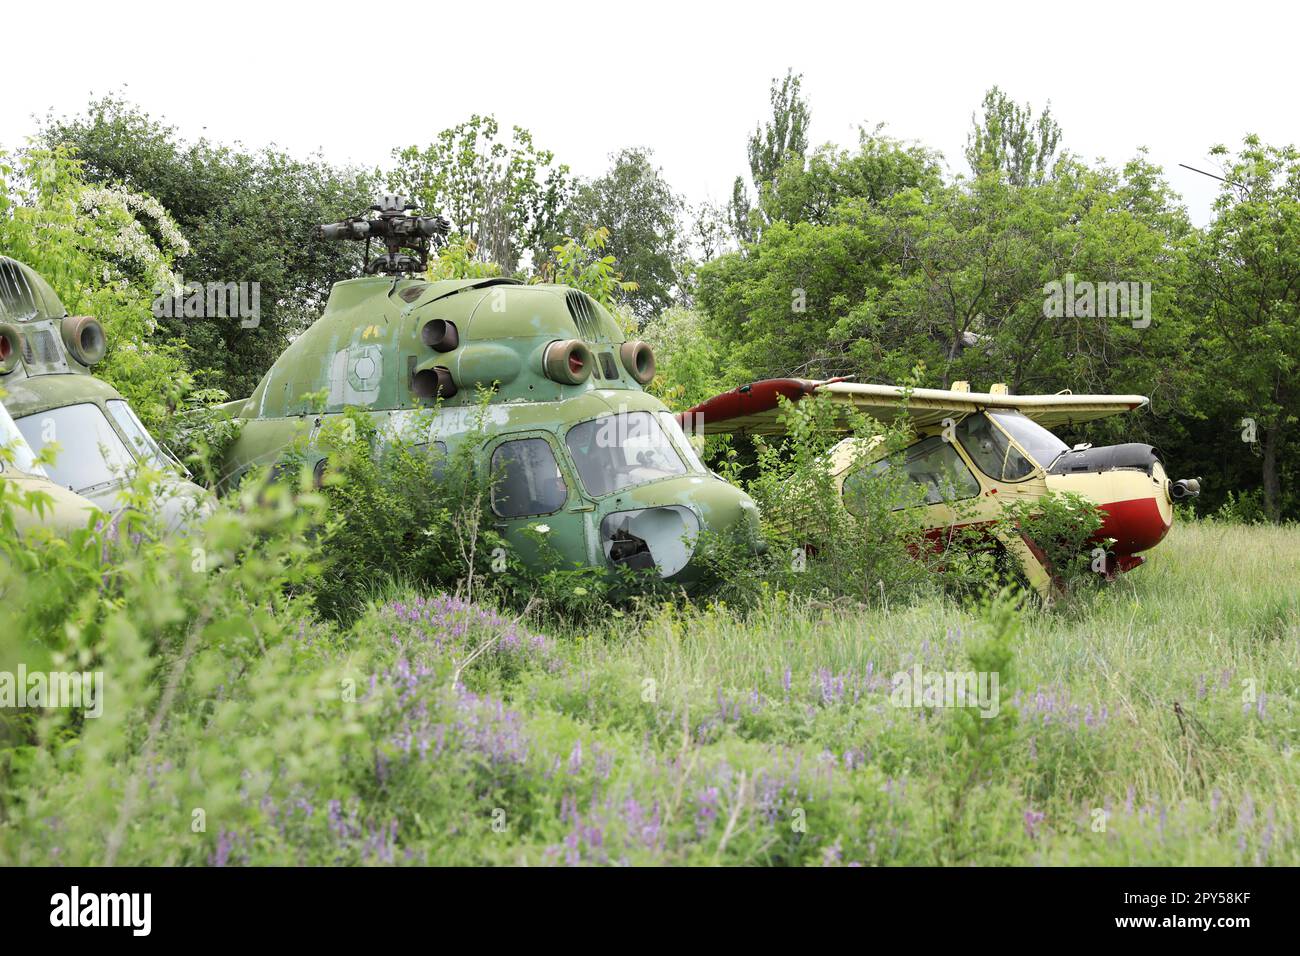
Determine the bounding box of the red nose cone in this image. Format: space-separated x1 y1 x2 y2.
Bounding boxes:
1097 496 1171 555
0 336 10 361
568 352 585 376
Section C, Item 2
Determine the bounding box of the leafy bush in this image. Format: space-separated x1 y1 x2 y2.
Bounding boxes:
302 407 504 623
937 587 1024 862
276 400 648 626
426 236 503 280
2 463 1296 866
690 393 1001 607
484 521 670 625
0 467 328 865
533 226 637 306
165 388 245 487
999 490 1107 597
1214 489 1268 525
640 306 727 409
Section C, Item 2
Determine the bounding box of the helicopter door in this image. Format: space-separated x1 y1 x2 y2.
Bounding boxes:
485 433 586 571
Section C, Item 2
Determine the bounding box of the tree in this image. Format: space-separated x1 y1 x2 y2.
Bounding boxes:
41 96 378 398
533 226 637 312
0 145 192 428
696 218 889 383
1193 136 1300 522
390 115 571 274
639 306 725 408
688 200 734 264
965 86 1062 186
699 150 1196 435
758 127 943 226
426 237 502 281
857 158 1192 411
563 148 685 320
747 69 811 188
730 69 811 243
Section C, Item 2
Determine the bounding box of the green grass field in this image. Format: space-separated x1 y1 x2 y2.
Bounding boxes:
4 520 1296 866
492 519 1299 865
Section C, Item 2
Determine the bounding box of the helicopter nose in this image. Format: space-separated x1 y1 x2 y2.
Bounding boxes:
598 478 764 581
600 504 700 577
687 479 764 555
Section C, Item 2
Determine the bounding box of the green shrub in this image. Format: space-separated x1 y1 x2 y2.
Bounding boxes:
999 490 1107 597
1214 489 1268 525
305 407 505 623
2 470 1296 866
692 393 992 607
0 467 329 865
165 388 245 487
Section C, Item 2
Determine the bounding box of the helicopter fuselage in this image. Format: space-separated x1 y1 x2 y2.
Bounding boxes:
220 276 761 584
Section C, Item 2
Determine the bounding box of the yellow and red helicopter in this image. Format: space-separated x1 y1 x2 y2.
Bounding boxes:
679 377 1201 597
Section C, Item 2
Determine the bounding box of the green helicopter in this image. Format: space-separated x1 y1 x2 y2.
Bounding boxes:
0 256 210 532
215 195 762 584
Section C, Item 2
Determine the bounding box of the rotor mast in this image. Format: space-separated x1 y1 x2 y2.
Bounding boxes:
316 195 451 275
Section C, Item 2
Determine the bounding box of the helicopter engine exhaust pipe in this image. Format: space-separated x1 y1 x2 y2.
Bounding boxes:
61 316 107 366
412 366 457 400
1171 477 1201 500
619 340 656 385
420 319 459 352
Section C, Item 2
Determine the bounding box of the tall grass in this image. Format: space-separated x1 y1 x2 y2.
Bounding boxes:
4 518 1293 866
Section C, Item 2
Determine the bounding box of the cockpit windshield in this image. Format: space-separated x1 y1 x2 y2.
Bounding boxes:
987 411 1069 468
106 399 174 472
15 403 136 493
0 403 47 476
566 411 687 497
956 411 1069 481
656 411 708 474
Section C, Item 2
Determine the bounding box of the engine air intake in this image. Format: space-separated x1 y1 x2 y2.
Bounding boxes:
61 316 106 366
544 339 594 385
619 340 656 385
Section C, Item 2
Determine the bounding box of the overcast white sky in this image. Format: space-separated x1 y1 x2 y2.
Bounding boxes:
2 1 1293 226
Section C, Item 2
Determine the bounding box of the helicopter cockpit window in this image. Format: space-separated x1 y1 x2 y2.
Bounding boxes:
656 412 707 474
0 403 46 476
491 438 568 517
565 412 687 498
106 400 173 472
845 436 981 514
15 402 135 494
956 413 1036 482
